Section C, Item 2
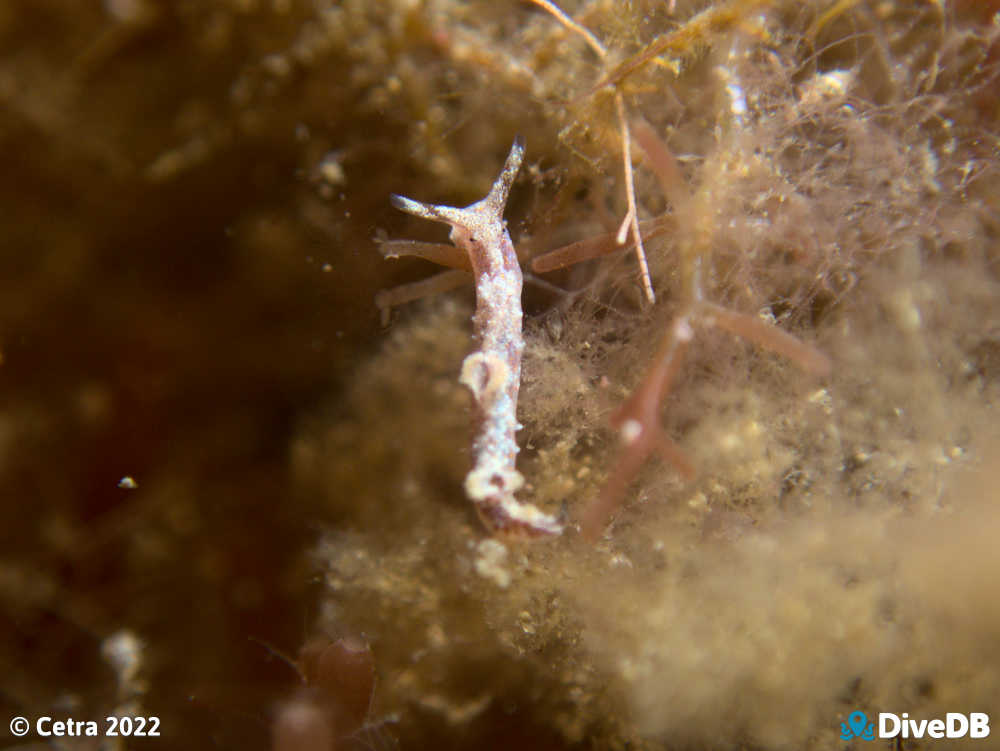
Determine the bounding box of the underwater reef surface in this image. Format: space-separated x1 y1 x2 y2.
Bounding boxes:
1 1 998 749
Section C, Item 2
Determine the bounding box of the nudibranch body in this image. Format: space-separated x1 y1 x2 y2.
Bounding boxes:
390 138 562 538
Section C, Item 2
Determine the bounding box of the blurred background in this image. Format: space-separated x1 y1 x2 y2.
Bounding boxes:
0 1 417 747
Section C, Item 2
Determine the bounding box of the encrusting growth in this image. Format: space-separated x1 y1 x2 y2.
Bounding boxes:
573 117 832 541
522 1 832 540
389 138 563 538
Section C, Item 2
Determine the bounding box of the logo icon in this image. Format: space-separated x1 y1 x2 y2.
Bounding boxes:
841 711 876 741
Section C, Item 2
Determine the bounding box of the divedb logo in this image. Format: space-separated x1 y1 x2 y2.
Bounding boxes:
840 710 990 741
